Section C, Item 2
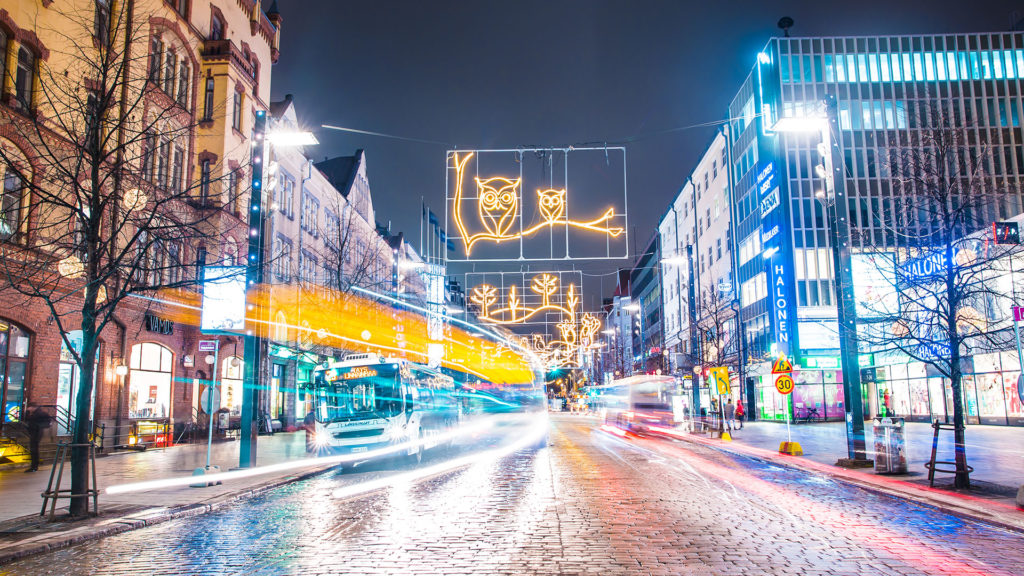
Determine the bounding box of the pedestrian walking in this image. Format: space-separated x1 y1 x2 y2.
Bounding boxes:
724 398 736 431
735 400 745 430
24 402 51 472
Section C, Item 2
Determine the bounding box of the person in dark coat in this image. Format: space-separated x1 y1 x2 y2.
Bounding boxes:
24 402 51 472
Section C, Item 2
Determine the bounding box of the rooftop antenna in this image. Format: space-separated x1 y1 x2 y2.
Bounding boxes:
778 16 794 37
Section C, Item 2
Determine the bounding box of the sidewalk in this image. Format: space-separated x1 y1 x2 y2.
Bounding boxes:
0 432 336 564
675 419 1024 532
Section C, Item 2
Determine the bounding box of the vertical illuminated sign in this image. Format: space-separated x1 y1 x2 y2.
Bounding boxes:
757 161 794 357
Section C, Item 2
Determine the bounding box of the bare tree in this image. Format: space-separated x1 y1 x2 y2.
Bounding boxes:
692 287 740 372
0 3 244 514
320 200 390 298
857 105 1023 488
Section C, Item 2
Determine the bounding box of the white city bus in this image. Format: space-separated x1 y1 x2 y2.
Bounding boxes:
306 354 460 462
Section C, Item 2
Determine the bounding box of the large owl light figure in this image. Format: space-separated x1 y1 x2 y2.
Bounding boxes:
537 188 566 223
474 176 520 238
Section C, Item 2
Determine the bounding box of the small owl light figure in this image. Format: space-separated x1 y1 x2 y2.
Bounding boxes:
537 188 566 223
475 177 520 238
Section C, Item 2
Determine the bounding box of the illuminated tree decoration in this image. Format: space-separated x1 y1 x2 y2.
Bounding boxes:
522 312 603 370
451 152 624 255
471 274 580 326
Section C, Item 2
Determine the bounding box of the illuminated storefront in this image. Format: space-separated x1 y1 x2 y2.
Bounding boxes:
867 353 1024 427
127 342 173 445
0 320 30 426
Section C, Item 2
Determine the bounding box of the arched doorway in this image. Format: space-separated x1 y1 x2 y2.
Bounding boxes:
128 342 173 446
0 319 31 428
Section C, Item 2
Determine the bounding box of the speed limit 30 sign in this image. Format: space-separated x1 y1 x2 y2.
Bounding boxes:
775 373 795 395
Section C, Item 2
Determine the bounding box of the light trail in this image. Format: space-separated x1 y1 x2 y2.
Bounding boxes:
105 416 538 495
331 414 549 501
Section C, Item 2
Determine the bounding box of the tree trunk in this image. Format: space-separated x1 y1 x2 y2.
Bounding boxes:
946 241 970 489
69 322 97 516
949 363 971 489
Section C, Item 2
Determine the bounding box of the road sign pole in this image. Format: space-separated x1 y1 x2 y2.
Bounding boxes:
206 343 219 470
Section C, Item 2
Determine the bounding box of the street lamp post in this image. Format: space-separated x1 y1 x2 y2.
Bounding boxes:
239 110 269 468
777 97 870 465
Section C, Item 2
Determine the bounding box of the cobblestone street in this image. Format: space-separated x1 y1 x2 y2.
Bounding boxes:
3 414 1022 575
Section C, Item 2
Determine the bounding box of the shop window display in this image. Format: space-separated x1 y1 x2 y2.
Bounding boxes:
221 356 243 416
1001 371 1024 424
976 373 1007 423
909 378 930 420
0 320 30 424
128 342 173 419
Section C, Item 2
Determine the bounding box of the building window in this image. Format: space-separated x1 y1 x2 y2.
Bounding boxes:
223 237 237 266
232 89 243 131
167 0 188 17
149 37 161 83
15 48 35 110
1 170 25 240
162 50 177 96
171 146 184 194
0 29 7 84
226 170 237 212
716 238 722 261
203 77 214 120
94 0 111 46
156 138 170 188
141 131 156 181
177 61 189 107
199 159 211 204
210 14 224 41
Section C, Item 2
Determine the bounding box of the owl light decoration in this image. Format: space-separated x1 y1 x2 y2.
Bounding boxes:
475 176 520 238
451 152 624 255
537 189 566 223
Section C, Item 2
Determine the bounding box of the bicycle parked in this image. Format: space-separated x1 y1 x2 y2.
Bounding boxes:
796 406 823 424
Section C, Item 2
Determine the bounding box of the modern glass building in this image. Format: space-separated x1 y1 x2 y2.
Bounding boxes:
727 31 1024 424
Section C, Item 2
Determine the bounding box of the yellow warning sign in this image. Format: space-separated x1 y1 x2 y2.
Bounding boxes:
772 354 793 374
710 367 730 395
775 373 795 395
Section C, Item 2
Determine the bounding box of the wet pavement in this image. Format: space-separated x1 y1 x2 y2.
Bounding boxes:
3 413 1023 575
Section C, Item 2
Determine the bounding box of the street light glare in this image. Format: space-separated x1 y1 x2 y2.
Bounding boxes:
267 130 319 147
771 115 827 133
661 256 688 266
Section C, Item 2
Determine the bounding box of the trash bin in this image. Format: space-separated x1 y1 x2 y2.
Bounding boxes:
873 417 907 474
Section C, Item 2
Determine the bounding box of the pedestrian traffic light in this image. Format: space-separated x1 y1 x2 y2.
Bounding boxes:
993 221 1020 244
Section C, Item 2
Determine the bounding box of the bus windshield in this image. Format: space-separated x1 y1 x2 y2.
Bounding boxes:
315 366 402 422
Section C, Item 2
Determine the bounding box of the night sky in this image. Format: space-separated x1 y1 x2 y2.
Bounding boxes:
268 0 1023 308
